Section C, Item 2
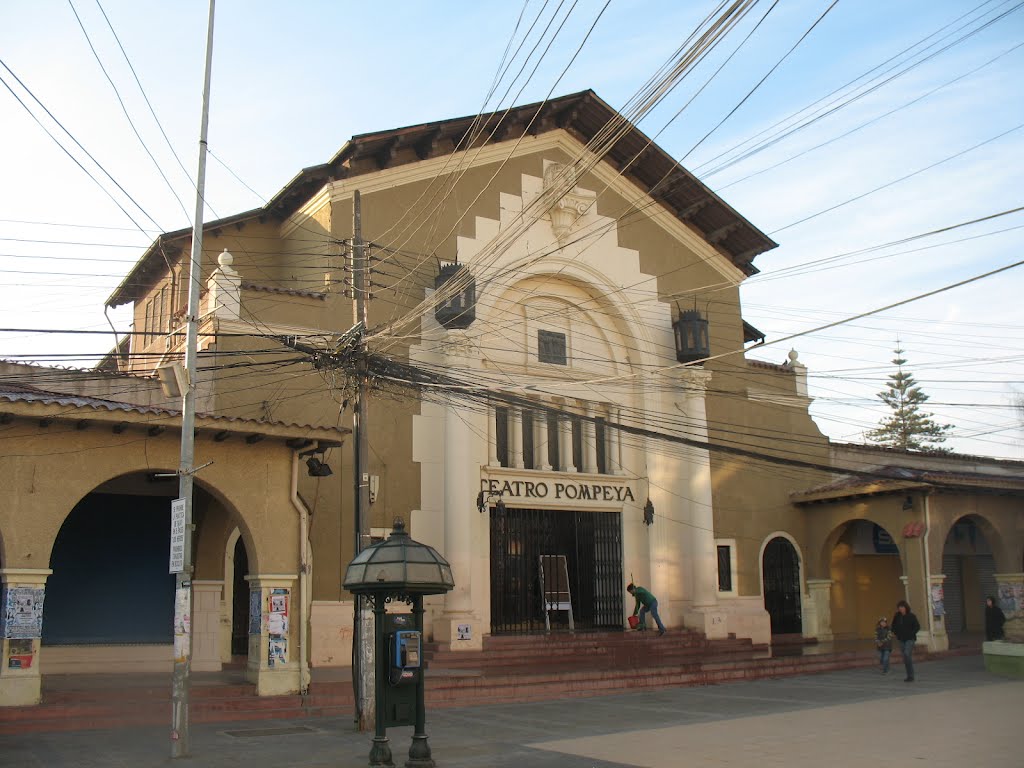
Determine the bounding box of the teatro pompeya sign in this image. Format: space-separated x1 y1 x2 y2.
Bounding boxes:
480 477 635 503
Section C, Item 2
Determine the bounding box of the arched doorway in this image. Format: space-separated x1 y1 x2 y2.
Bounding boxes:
762 536 802 635
827 519 903 640
941 515 998 638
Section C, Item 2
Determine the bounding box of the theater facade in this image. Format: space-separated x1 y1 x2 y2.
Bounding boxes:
4 91 1021 705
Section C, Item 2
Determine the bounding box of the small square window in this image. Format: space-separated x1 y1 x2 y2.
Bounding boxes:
538 330 567 365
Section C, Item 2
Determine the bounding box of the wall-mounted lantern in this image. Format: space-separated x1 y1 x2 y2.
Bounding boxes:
643 498 655 526
434 263 476 329
299 446 333 477
476 491 506 515
673 308 710 364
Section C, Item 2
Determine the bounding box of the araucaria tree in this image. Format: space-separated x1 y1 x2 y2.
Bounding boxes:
866 348 952 452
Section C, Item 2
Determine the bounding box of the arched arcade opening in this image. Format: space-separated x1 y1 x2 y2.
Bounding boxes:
43 471 253 672
827 519 904 640
941 515 999 637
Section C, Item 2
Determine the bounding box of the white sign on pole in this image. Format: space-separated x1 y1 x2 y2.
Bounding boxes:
170 498 186 574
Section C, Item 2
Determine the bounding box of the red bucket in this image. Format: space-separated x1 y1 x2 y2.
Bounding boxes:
628 615 640 630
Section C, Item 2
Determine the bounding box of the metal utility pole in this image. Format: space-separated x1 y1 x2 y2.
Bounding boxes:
171 0 215 758
351 190 375 731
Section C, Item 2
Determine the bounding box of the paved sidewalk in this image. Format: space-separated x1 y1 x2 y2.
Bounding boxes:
0 656 1018 767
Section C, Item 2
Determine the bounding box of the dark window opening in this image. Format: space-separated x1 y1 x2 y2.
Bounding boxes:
546 411 560 470
231 537 250 656
717 545 733 592
596 418 607 474
495 406 509 467
538 330 567 365
571 415 582 472
522 410 535 469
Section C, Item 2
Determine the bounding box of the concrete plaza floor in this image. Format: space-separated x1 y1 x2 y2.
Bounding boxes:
1 655 1018 767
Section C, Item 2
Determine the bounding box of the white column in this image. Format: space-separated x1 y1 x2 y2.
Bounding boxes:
583 403 598 474
682 370 716 608
534 404 552 471
510 407 525 469
436 330 484 650
611 406 625 475
558 410 576 472
444 395 473 615
486 401 498 467
675 369 727 638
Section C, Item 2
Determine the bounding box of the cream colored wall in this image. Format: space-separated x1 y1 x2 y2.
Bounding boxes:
0 421 299 573
102 128 824 656
408 155 735 636
0 406 328 696
706 360 829 598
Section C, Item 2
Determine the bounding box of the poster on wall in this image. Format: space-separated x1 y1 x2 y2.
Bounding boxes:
267 589 289 636
7 638 34 669
998 582 1021 613
2 587 45 640
173 587 191 663
929 584 945 617
268 635 287 667
248 589 262 635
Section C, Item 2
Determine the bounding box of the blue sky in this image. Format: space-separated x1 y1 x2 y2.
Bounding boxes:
1 0 1021 458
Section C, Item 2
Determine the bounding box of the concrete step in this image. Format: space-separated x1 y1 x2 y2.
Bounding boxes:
1 642 968 734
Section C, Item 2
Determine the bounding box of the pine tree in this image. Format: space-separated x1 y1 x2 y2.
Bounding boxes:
866 348 952 452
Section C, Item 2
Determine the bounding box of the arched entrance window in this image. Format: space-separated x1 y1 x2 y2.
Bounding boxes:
941 515 999 637
762 537 802 635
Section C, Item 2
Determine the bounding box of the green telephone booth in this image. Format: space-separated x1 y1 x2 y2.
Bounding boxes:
344 518 454 768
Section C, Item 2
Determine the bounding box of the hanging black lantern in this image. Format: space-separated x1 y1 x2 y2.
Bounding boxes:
673 309 710 364
434 263 476 329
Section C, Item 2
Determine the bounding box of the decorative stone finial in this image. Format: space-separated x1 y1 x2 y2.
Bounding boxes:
543 162 595 241
218 248 233 268
788 349 799 364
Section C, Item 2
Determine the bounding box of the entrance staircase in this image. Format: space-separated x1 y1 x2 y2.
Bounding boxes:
0 630 974 734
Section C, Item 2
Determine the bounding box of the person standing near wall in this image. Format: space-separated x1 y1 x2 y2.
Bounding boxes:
891 600 920 682
985 596 1006 641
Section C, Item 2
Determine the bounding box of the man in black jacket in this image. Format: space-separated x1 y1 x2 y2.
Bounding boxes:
891 600 921 682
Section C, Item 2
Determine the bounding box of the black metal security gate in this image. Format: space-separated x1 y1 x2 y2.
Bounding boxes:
490 506 622 634
762 536 802 635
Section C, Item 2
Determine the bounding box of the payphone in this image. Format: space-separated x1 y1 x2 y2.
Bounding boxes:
382 613 421 727
393 630 421 672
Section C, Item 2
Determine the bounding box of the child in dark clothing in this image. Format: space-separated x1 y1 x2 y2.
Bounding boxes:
875 617 893 674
